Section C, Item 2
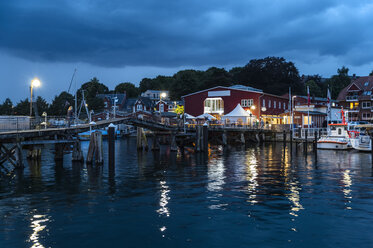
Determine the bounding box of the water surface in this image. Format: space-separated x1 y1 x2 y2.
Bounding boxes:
1 139 373 247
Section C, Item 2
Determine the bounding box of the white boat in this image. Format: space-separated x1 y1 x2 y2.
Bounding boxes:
350 135 371 152
317 123 351 150
317 108 351 150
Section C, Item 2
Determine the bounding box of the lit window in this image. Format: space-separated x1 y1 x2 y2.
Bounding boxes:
241 99 253 107
204 98 224 114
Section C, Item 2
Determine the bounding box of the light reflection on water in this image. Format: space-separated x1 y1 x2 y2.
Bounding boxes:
0 139 373 247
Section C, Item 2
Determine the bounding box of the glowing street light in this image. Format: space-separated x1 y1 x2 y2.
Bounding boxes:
30 78 41 116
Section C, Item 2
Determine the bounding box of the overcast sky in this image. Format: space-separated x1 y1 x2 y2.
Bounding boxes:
1 0 373 103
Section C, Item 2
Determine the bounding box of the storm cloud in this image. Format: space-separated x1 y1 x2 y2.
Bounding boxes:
1 0 373 68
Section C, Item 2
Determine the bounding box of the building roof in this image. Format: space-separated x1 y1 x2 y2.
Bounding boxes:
337 76 373 101
137 97 154 108
181 85 287 99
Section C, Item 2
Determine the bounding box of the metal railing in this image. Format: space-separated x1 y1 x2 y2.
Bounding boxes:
293 128 327 139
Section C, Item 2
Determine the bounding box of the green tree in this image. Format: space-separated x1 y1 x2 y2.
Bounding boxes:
115 82 139 98
326 66 351 99
170 70 204 100
13 98 30 116
0 98 13 115
36 96 49 115
305 80 322 97
369 70 373 76
48 91 74 116
78 77 108 112
230 57 303 95
201 67 233 89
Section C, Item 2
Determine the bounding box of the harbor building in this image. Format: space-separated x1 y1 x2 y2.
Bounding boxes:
182 85 289 124
337 76 373 122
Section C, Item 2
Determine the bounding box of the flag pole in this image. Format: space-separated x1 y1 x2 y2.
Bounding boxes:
307 86 310 132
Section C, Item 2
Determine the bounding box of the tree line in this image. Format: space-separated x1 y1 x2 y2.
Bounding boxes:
0 57 354 116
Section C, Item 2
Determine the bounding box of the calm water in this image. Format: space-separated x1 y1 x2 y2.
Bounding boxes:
1 139 373 248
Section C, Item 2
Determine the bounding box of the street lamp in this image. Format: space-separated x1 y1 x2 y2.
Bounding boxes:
30 78 41 116
159 92 167 113
41 112 47 129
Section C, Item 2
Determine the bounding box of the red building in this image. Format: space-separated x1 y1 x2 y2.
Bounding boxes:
182 85 289 124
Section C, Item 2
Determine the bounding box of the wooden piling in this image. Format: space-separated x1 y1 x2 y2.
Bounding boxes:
240 133 245 144
222 131 227 146
304 129 308 153
108 127 115 168
95 131 103 165
15 142 24 168
86 132 95 164
170 133 178 152
72 140 84 162
54 144 64 161
202 125 208 152
283 130 286 146
151 134 160 151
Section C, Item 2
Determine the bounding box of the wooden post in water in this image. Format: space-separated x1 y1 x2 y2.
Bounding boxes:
304 129 308 153
108 126 115 168
54 144 64 161
86 132 95 164
15 142 24 168
72 140 84 162
222 131 227 146
314 130 318 150
95 131 103 165
195 126 201 152
142 128 148 151
290 129 293 148
151 133 160 151
170 133 178 152
240 132 245 145
202 124 208 152
283 130 286 146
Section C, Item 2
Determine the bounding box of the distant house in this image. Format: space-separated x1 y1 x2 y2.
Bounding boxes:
97 93 126 111
154 100 183 113
134 97 154 113
337 76 373 122
141 90 169 101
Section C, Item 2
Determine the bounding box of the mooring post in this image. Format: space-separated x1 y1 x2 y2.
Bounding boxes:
142 128 148 151
108 126 115 168
195 126 201 152
290 129 293 148
15 142 24 168
240 132 245 145
222 131 227 146
304 129 308 153
170 133 178 152
137 127 142 151
95 131 103 165
54 143 64 161
86 132 95 164
314 130 318 150
72 140 84 162
151 133 160 151
283 130 286 146
202 124 208 152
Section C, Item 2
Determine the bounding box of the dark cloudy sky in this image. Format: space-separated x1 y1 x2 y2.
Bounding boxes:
1 0 373 102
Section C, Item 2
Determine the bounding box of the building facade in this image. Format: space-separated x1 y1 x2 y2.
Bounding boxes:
337 76 373 122
182 85 289 124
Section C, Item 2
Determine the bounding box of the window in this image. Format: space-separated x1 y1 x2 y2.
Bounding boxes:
241 99 253 107
137 104 143 111
160 104 164 112
364 82 369 86
269 100 271 108
262 99 265 107
204 98 224 114
283 103 286 109
363 91 372 96
274 101 277 108
363 113 371 119
362 102 371 109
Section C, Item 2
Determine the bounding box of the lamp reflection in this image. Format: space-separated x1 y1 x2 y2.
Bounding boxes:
157 180 170 217
342 169 352 209
287 182 304 217
245 152 258 205
29 214 49 248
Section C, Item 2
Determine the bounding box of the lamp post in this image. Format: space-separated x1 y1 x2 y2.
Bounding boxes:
159 92 167 113
292 96 296 133
42 112 47 129
30 78 41 116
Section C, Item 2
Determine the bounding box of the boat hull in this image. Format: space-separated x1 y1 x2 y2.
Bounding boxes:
351 137 371 152
317 141 350 150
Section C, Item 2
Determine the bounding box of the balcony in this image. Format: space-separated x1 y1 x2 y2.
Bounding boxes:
348 108 359 112
346 95 358 101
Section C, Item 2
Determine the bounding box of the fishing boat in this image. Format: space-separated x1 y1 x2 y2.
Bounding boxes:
350 124 372 152
317 108 351 150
